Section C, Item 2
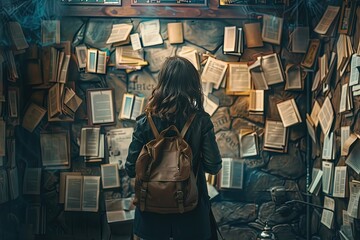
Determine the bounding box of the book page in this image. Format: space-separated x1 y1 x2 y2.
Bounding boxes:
85 134 105 162
342 134 358 156
177 47 200 70
322 161 334 194
321 196 335 229
59 55 70 83
130 33 142 51
201 57 228 90
107 128 134 169
262 14 283 45
230 160 244 189
308 168 323 194
75 45 87 69
97 51 107 74
341 126 350 156
249 58 268 90
261 53 284 85
119 93 134 120
101 164 120 189
220 158 231 188
130 95 145 120
106 23 133 44
322 132 334 160
90 89 114 124
80 127 100 157
333 166 347 198
65 175 83 211
249 90 264 112
139 20 163 47
59 172 81 204
167 22 183 44
277 99 301 127
264 120 287 149
318 97 334 136
319 54 329 81
347 181 360 218
22 168 41 195
227 62 251 92
203 94 219 116
223 26 237 52
339 83 349 113
105 198 135 223
239 130 258 157
349 54 360 86
82 176 100 212
314 5 341 34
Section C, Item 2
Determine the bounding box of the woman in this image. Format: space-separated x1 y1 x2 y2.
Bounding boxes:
125 56 222 240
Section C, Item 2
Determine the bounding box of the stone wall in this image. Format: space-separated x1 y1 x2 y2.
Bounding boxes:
1 3 360 240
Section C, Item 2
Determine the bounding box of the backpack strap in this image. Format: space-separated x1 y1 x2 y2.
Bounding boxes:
146 112 160 139
181 114 195 138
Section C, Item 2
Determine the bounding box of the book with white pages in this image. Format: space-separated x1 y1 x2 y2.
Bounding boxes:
219 158 244 189
347 180 360 219
277 98 302 127
322 161 334 195
263 120 288 153
340 126 350 156
139 20 163 47
177 47 200 70
203 94 219 116
201 57 228 90
321 196 335 229
262 14 283 45
332 166 348 198
106 23 133 44
79 127 100 157
101 163 120 189
226 62 251 95
248 90 264 114
239 130 258 157
308 168 323 195
248 57 268 90
318 97 334 136
322 131 335 160
314 5 341 35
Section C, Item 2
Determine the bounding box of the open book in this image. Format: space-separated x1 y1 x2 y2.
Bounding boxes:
218 158 244 189
65 175 100 212
276 98 302 127
263 120 288 153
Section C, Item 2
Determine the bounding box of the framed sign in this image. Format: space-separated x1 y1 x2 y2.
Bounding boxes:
87 88 116 125
60 0 121 5
131 0 207 7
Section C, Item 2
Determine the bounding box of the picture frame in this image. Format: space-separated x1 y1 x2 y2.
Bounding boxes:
40 131 70 170
86 48 98 73
338 0 357 35
87 88 115 125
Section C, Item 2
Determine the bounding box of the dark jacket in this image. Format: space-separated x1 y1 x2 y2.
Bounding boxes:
125 110 222 240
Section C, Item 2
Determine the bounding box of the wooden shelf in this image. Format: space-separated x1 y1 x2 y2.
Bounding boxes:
59 0 285 19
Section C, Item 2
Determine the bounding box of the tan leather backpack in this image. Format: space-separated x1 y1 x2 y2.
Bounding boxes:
133 113 198 214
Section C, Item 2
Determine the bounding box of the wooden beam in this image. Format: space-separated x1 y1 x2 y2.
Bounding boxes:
59 0 284 19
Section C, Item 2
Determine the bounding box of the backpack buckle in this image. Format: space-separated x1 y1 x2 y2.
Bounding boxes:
176 191 184 213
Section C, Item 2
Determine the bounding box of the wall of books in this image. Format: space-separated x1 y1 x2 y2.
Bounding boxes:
0 0 360 239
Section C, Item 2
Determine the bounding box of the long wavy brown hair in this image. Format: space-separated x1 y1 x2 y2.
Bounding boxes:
145 56 204 122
